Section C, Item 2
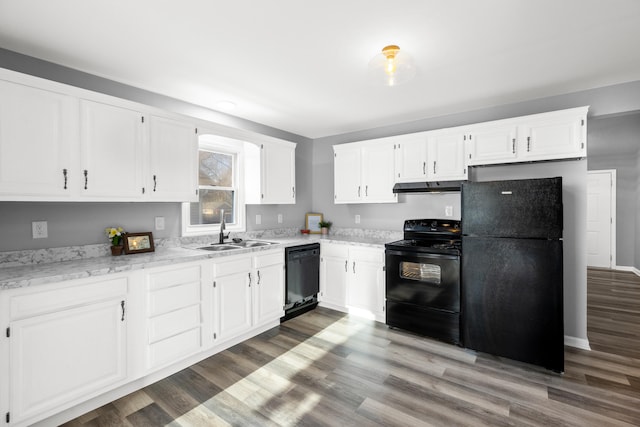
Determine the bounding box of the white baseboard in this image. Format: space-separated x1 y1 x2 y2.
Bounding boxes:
614 265 640 276
564 335 591 350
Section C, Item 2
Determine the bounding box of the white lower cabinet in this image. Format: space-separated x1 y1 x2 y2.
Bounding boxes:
144 261 212 372
214 255 253 341
213 249 285 344
0 249 284 426
1 275 129 426
319 242 385 322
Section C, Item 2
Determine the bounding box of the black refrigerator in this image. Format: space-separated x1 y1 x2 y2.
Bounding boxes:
461 177 564 372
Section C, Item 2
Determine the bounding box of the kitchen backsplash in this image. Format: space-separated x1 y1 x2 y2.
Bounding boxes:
0 227 401 267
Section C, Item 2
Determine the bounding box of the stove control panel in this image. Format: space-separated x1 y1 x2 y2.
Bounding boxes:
403 219 461 234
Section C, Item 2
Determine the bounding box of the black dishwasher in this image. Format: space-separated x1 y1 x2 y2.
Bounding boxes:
281 243 320 321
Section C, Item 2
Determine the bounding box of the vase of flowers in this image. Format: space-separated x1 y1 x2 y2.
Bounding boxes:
106 227 125 256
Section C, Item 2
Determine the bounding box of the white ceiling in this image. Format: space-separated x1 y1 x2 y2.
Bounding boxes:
1 0 640 139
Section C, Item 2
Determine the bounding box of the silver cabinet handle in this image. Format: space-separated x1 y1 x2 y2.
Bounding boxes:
63 169 68 190
292 186 295 199
423 162 426 175
344 260 348 272
512 138 516 154
433 161 437 174
352 261 356 274
83 170 88 190
527 136 531 152
153 175 157 192
257 270 261 285
358 186 361 197
365 185 368 197
248 272 252 287
120 300 125 321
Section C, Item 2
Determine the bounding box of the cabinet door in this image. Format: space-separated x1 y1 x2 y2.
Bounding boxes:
346 248 385 321
254 263 285 325
0 80 76 199
520 114 586 161
215 271 252 342
9 298 126 424
467 124 518 165
148 115 198 202
319 255 348 309
395 135 428 183
80 99 144 199
427 132 468 181
261 141 296 204
333 145 361 203
362 142 397 203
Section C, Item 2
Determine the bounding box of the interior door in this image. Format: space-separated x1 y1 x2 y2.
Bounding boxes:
587 170 615 268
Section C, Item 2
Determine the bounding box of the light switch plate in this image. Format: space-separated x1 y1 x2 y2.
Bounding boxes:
256 214 262 225
277 214 283 224
32 221 48 239
355 215 361 224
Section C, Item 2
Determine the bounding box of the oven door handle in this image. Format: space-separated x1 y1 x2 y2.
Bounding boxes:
385 249 460 260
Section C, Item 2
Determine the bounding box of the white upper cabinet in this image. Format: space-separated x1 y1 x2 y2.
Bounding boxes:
147 115 198 202
0 79 78 199
334 139 397 204
426 130 468 181
0 70 200 202
466 107 588 166
79 100 145 200
245 139 296 205
361 141 397 202
261 140 296 204
467 123 519 166
518 108 587 162
394 134 428 183
333 144 362 203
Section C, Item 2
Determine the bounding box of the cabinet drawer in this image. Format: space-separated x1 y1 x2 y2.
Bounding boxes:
148 304 201 343
148 327 201 369
148 281 200 317
148 264 201 290
321 243 349 259
254 250 284 268
350 247 384 263
214 256 252 277
10 276 128 320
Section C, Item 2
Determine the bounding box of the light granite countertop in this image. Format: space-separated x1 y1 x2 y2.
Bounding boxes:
0 229 401 290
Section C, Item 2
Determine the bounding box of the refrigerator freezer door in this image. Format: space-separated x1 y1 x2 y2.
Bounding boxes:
462 236 564 372
461 177 563 239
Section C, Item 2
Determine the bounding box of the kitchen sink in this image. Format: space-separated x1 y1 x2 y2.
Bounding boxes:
230 240 276 248
197 244 242 252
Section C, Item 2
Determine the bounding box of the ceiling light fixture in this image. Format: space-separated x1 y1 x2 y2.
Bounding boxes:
368 44 416 87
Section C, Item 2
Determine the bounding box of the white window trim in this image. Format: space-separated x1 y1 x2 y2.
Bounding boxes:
181 135 246 237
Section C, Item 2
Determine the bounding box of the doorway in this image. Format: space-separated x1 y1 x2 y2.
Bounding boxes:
586 170 616 269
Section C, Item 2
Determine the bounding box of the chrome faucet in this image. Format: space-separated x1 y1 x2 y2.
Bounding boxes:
219 209 227 244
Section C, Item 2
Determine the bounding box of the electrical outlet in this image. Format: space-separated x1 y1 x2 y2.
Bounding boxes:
355 215 361 224
32 221 48 239
155 216 165 230
277 213 283 224
445 206 454 217
256 214 262 225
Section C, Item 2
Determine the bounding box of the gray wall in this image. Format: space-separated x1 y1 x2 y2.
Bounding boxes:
587 112 640 268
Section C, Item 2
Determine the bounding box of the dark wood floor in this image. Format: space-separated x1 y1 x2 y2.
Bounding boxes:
63 269 640 426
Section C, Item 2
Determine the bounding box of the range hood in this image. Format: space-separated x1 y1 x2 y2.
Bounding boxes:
392 181 464 193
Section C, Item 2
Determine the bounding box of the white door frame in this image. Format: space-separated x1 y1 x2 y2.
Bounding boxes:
587 169 616 268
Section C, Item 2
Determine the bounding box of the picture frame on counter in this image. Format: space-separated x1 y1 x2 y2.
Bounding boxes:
305 213 324 234
123 232 155 254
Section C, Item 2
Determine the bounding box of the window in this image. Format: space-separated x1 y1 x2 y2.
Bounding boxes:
182 134 245 236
